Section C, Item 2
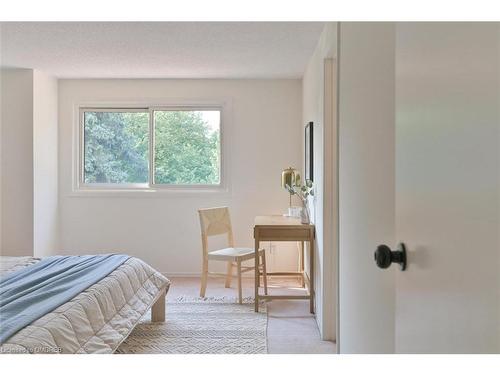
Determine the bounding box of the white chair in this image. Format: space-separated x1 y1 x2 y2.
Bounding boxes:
198 206 268 304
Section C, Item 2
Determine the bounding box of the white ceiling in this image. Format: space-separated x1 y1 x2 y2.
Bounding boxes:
0 22 325 79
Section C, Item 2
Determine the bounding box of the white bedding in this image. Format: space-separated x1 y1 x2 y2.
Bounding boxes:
0 256 170 354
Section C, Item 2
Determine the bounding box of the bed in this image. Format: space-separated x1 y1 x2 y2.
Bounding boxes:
0 255 170 354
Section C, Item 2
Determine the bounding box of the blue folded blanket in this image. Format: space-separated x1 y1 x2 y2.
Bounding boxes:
0 254 130 344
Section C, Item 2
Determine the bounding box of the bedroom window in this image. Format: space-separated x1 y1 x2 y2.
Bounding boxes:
80 107 222 190
153 110 221 185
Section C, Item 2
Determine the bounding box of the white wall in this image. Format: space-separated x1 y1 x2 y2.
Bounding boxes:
0 68 34 256
58 79 302 276
395 22 500 353
0 35 3 251
338 23 396 353
302 22 337 340
33 71 59 257
498 24 500 350
0 68 58 257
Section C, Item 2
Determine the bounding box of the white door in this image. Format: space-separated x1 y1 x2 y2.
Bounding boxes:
338 22 397 353
338 22 499 354
394 22 499 353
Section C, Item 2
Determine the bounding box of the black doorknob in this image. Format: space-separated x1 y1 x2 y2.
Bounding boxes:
374 243 407 271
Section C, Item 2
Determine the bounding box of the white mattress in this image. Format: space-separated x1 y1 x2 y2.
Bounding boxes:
0 256 170 354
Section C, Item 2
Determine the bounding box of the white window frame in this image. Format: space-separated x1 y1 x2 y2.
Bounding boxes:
73 100 229 196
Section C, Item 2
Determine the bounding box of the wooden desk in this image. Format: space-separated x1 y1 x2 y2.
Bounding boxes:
254 215 315 313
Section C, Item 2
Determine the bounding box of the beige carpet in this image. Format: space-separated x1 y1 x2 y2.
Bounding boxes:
116 297 267 354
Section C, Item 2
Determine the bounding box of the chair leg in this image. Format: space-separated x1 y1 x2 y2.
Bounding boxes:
261 251 268 295
200 259 208 298
257 258 261 288
225 261 233 288
237 260 243 304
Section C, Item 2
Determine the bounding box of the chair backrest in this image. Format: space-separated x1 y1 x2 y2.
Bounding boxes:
198 207 235 255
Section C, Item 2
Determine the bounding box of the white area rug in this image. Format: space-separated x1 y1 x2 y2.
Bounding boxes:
116 297 267 354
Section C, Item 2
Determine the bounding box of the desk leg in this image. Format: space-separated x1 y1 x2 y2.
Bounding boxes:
309 236 315 314
254 236 260 312
299 241 305 287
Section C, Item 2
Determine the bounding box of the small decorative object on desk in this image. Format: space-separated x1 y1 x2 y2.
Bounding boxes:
287 206 302 218
281 167 299 216
300 203 310 225
285 178 314 224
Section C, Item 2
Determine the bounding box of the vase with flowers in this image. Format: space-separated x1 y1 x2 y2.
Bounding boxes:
285 178 314 224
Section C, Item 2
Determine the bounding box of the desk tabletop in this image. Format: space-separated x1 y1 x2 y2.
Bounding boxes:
254 215 314 228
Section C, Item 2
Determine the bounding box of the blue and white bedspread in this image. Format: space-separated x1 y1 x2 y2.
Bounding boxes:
0 255 170 353
0 254 131 344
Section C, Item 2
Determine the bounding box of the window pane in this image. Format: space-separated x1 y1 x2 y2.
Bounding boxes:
154 110 221 185
84 111 149 184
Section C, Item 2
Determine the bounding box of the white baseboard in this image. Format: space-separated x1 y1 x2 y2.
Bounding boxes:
160 271 303 279
160 272 201 277
161 272 264 279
